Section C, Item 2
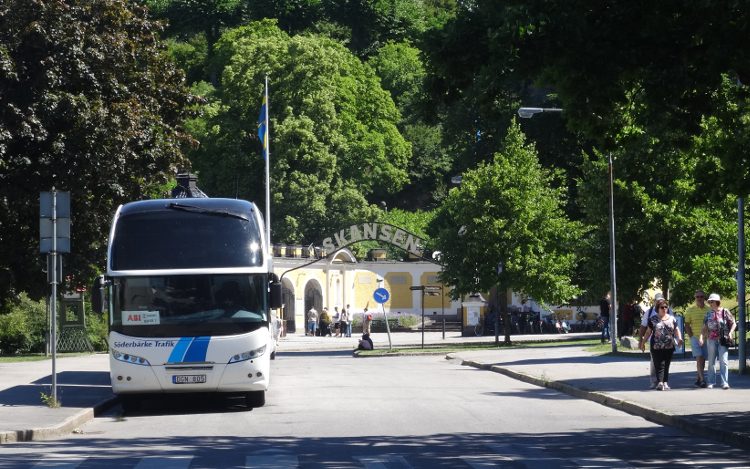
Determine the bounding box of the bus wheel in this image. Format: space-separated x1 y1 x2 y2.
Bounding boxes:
245 391 265 408
120 395 141 413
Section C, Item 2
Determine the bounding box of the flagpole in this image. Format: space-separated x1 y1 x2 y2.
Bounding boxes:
264 75 271 254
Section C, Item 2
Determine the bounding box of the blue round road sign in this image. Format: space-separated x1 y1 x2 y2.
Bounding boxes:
373 288 390 304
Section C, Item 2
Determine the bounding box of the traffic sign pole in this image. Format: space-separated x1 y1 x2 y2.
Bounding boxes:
373 287 392 350
50 190 58 405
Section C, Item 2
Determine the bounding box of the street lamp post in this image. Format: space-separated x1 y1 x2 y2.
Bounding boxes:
518 106 618 352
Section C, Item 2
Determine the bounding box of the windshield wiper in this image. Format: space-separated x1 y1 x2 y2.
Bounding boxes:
166 203 249 221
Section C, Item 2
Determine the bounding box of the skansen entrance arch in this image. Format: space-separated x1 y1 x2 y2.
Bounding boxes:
274 222 458 337
321 222 426 258
279 222 435 283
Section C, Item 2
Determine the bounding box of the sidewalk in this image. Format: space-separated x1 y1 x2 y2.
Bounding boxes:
453 344 750 450
2 332 749 449
0 353 115 443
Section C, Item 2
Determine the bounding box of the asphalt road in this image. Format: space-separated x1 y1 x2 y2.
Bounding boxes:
0 351 746 468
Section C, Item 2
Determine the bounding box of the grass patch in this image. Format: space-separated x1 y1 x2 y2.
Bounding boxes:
356 337 602 357
0 352 96 363
356 342 520 356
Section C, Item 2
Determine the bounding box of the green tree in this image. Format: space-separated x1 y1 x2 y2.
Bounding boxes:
146 0 248 84
429 120 581 343
323 0 428 56
369 41 451 209
424 1 748 304
188 20 410 243
0 0 194 303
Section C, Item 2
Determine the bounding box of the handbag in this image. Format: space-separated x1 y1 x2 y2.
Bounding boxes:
719 309 734 347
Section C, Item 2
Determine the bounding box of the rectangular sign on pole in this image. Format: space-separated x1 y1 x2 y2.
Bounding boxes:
40 192 71 218
39 191 71 253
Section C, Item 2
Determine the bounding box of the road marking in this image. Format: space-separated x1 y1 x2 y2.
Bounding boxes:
31 460 84 469
245 454 299 468
570 458 636 468
356 454 412 468
133 455 193 469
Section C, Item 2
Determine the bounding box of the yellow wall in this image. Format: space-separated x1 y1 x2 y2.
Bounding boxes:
385 272 412 309
353 271 378 311
420 272 450 310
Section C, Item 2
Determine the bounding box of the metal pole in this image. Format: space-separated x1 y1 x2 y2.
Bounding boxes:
441 285 445 340
264 75 271 255
494 286 500 345
382 302 392 351
608 153 618 352
738 197 746 374
51 189 58 404
421 290 425 349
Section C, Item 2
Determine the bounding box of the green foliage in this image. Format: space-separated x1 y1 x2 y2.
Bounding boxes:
86 311 109 352
40 391 61 408
0 0 195 303
324 0 429 56
189 20 410 242
429 120 582 304
0 293 47 355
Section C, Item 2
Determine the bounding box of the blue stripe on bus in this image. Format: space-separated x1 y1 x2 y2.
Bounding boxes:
183 336 211 362
168 337 193 363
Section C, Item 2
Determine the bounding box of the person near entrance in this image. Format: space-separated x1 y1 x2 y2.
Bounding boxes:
684 290 710 387
341 305 351 337
362 306 372 335
307 307 318 336
599 291 611 343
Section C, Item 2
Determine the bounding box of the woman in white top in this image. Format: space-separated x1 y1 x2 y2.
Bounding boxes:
699 293 736 389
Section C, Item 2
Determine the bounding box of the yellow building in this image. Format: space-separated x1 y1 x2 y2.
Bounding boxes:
273 246 458 334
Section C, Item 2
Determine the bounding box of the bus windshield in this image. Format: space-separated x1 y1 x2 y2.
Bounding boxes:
111 274 269 337
111 207 263 270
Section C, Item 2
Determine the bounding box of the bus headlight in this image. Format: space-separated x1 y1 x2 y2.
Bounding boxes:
112 349 151 366
228 344 267 363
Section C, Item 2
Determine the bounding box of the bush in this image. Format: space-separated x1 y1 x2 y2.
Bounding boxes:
0 293 47 354
86 310 108 352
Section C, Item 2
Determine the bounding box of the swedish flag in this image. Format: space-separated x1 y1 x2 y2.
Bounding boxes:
257 95 268 160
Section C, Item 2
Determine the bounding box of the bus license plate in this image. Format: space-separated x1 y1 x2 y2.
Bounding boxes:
172 374 207 384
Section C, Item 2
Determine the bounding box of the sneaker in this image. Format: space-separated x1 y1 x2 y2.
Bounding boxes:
694 379 702 387
656 383 664 391
700 381 708 388
707 384 714 389
722 384 730 390
663 383 671 390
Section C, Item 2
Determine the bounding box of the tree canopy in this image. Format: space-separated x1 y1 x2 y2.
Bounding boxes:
187 20 410 243
429 120 581 304
0 0 194 304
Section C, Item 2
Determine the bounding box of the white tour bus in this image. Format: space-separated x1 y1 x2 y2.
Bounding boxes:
93 198 282 411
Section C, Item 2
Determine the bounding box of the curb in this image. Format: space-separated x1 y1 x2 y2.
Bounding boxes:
456 356 750 450
0 396 118 444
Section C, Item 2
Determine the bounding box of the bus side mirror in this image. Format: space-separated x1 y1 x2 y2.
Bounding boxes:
269 274 282 309
91 275 105 314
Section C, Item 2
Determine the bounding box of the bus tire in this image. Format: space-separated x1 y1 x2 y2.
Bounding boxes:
120 395 141 413
246 390 265 408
